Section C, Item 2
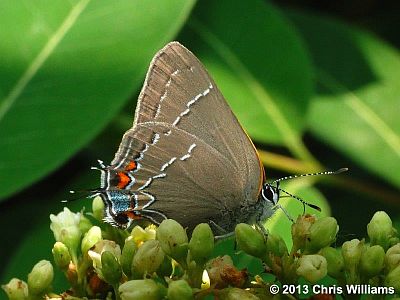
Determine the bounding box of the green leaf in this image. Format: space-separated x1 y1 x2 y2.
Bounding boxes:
179 0 315 162
288 11 400 187
0 0 196 200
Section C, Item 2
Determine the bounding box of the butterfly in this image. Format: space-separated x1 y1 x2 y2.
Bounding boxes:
92 42 346 236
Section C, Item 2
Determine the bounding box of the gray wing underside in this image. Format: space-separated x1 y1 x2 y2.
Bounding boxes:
110 42 263 229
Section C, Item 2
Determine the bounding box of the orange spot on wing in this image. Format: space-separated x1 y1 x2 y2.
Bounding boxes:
117 172 130 189
126 211 141 220
125 161 137 171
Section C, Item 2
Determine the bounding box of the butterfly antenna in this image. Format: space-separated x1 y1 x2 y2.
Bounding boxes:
271 168 348 212
61 189 102 203
91 159 108 171
271 168 348 185
61 190 84 203
278 188 322 212
97 159 106 168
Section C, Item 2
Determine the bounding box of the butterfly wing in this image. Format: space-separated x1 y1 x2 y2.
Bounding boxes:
106 42 264 232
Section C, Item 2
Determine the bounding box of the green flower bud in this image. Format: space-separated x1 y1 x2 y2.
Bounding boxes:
119 279 164 300
167 280 193 300
342 239 363 265
235 223 266 259
1 278 28 300
219 287 259 300
388 235 399 247
319 247 344 279
188 223 214 264
262 233 288 273
342 239 364 284
305 217 338 253
291 215 315 252
359 245 385 279
88 240 121 280
266 233 288 257
156 219 188 261
81 226 102 254
121 237 137 277
132 240 165 278
79 215 93 235
27 260 54 296
92 196 105 221
52 242 71 270
367 211 394 250
296 255 327 283
101 251 122 285
386 243 400 272
49 207 82 259
385 265 400 292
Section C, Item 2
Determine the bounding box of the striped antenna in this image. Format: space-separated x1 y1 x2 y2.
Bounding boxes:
271 168 348 214
91 159 107 171
61 190 83 203
61 189 100 203
278 188 322 213
270 168 348 185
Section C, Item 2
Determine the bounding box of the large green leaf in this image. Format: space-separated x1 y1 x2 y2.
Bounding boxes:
179 0 315 162
0 0 196 200
289 11 400 188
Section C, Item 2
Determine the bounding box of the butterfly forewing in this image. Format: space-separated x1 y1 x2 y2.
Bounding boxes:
135 42 262 192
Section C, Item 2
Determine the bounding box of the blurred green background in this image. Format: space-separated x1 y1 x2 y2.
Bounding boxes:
0 0 399 293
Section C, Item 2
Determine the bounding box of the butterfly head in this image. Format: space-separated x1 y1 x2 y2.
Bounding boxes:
260 182 280 206
257 168 348 221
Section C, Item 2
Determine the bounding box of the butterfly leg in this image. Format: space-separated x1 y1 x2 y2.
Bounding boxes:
215 231 235 241
209 220 234 240
255 222 269 236
255 222 269 245
275 204 294 223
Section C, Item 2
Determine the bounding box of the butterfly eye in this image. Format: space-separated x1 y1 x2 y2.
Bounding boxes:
261 184 278 205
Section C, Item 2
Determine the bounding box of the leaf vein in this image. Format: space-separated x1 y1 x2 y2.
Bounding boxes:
317 69 400 158
189 18 318 166
0 0 91 122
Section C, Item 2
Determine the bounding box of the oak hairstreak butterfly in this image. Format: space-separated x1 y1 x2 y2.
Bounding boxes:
92 42 347 236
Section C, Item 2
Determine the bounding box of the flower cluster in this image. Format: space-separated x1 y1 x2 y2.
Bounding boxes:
2 197 399 299
236 212 399 296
